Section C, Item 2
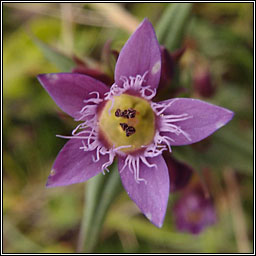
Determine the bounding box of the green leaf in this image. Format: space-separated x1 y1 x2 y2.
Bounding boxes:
105 211 202 252
29 33 75 72
172 126 253 175
4 218 42 253
77 161 122 253
77 172 105 253
156 3 193 51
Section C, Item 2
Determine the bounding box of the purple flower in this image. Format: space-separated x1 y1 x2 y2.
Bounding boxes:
37 19 233 228
173 187 217 234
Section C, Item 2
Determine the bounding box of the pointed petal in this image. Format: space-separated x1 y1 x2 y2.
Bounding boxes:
159 98 234 146
118 155 169 227
115 19 161 90
47 138 109 187
37 73 109 119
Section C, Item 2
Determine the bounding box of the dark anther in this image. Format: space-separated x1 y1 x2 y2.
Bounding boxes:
115 109 122 117
125 126 136 137
128 108 136 118
120 123 128 131
120 123 136 137
116 108 136 119
121 109 128 118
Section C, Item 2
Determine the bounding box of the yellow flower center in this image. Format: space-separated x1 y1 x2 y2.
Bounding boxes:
98 94 155 153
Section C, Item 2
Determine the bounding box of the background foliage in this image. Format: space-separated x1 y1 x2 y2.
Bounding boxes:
3 3 253 253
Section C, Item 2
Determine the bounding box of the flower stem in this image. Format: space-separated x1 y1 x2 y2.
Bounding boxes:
77 161 122 253
77 172 105 252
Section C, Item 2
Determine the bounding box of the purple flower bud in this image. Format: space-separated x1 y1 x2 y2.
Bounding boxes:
72 67 113 87
158 46 175 89
72 55 113 86
173 187 217 234
193 68 216 98
111 50 119 62
163 153 193 192
171 46 186 62
157 46 186 97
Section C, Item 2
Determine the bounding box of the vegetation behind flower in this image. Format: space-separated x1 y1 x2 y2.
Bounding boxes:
3 3 253 253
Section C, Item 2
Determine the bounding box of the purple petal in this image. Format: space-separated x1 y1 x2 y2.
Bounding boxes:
46 138 109 187
37 73 109 119
115 18 161 90
118 155 169 227
159 98 234 146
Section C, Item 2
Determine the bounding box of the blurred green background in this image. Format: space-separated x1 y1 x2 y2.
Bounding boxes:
3 3 253 253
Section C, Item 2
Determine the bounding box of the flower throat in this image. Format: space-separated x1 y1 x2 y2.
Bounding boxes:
98 94 155 153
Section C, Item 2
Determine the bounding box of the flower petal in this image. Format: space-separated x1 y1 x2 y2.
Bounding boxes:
46 138 109 187
115 18 161 90
118 155 169 227
159 98 234 146
37 73 109 119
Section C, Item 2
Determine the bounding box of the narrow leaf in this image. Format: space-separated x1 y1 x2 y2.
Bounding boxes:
29 33 75 72
77 161 122 253
156 3 193 51
172 127 253 175
77 173 105 253
84 164 122 252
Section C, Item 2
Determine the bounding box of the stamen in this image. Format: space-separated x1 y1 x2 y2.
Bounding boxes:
128 108 136 118
120 123 128 131
119 122 136 137
125 126 136 137
121 109 128 118
115 108 122 117
116 108 136 119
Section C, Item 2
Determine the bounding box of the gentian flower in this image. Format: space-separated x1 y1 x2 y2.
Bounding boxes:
37 19 233 228
173 186 217 234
